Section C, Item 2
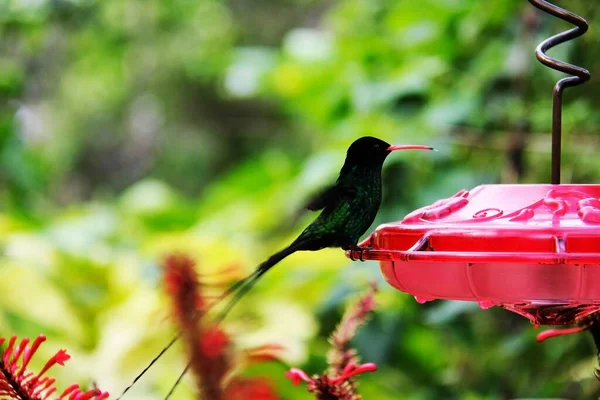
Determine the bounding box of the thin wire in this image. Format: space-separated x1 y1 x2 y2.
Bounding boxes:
527 0 590 184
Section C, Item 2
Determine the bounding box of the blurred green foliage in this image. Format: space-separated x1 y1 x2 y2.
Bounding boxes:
1 0 600 399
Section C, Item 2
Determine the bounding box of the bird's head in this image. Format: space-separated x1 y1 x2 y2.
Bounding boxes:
344 136 434 167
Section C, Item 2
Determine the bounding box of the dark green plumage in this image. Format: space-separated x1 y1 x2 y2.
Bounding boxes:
216 136 434 320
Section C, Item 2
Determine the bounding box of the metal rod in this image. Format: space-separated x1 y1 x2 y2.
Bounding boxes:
527 0 590 184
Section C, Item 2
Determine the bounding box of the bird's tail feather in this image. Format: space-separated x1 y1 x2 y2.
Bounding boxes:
214 242 302 322
161 243 302 400
117 246 295 400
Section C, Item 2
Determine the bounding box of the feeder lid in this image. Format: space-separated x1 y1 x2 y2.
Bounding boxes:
348 184 600 325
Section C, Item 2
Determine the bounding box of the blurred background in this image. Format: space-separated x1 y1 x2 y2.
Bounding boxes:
1 0 600 398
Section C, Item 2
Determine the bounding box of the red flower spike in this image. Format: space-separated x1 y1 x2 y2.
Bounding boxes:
287 284 380 399
0 334 109 400
328 283 378 377
164 254 229 399
162 254 283 400
285 362 379 399
163 254 204 317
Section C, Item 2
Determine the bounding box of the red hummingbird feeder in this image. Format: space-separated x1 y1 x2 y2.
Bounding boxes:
347 0 596 327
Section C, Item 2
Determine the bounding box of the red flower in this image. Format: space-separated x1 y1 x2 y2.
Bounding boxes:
163 255 230 399
285 284 379 400
0 334 109 400
285 362 377 388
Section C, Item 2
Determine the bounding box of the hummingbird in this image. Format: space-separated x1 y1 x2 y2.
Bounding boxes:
215 136 435 320
116 136 435 400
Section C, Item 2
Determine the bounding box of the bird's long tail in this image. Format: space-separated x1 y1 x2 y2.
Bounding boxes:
118 243 302 400
161 242 303 400
214 241 301 322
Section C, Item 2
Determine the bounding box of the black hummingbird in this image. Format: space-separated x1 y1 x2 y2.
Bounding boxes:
215 136 435 320
117 136 435 400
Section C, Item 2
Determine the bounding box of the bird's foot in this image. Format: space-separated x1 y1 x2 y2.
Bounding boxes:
347 246 373 262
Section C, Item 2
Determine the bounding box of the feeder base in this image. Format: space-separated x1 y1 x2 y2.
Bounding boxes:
501 303 600 325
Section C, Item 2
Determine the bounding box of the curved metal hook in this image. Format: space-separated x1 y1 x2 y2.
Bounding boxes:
527 0 591 184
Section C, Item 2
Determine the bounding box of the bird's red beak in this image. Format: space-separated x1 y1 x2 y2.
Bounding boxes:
387 145 436 151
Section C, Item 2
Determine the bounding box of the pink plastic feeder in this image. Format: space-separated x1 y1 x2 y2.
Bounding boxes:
348 184 600 325
347 0 596 326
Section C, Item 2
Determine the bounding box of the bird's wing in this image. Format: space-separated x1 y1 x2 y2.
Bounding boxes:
304 184 358 211
284 184 357 232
